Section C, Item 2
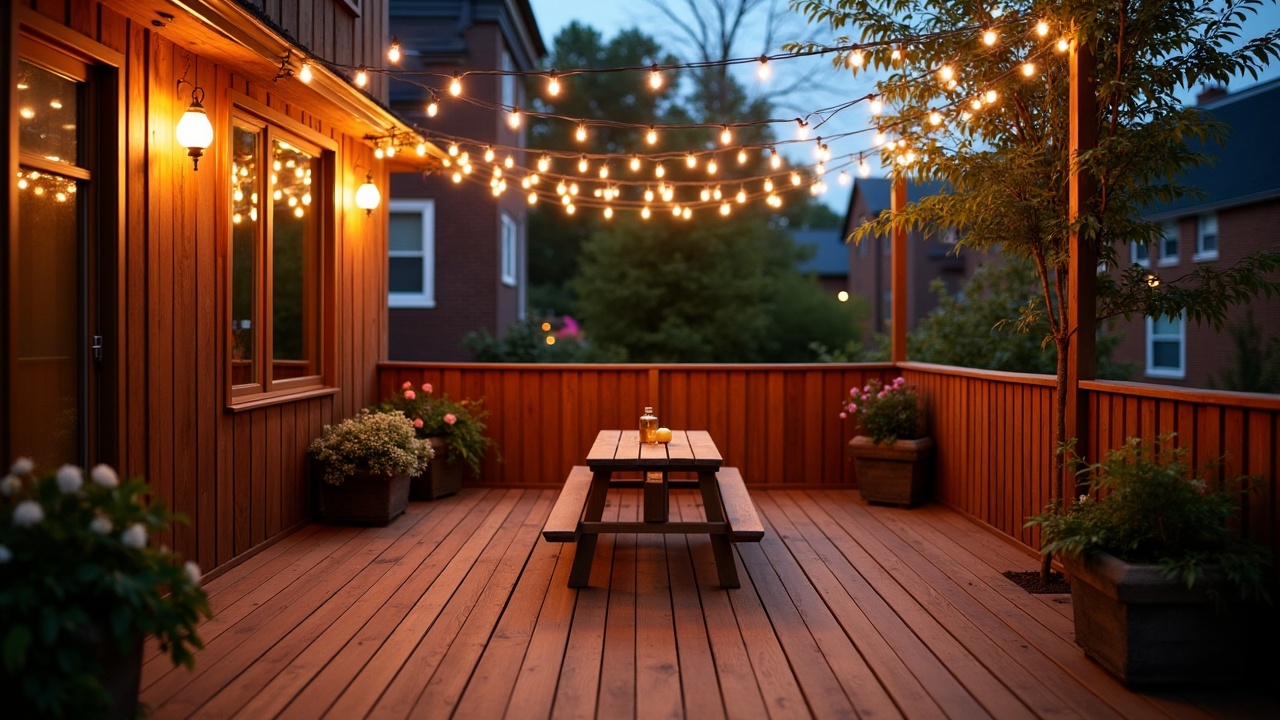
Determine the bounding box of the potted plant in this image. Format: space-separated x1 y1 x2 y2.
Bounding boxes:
0 459 211 718
841 376 933 506
1027 435 1270 685
308 411 433 524
375 382 496 500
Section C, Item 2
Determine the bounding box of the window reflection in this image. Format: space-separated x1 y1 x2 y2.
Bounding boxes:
230 125 259 386
17 60 78 165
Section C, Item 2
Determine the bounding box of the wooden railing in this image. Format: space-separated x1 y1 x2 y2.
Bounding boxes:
377 361 1280 561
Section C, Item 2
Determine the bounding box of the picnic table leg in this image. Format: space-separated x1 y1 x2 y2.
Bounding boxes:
568 471 612 587
698 470 740 588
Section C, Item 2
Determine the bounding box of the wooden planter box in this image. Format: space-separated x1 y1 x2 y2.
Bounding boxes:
848 436 934 507
315 468 410 525
1061 551 1256 685
410 437 466 500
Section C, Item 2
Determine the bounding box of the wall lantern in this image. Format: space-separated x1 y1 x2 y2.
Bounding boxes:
175 85 214 171
355 173 381 215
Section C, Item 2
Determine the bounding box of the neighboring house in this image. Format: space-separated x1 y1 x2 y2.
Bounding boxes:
791 228 849 297
3 0 438 575
1119 80 1280 388
386 0 546 361
842 178 979 335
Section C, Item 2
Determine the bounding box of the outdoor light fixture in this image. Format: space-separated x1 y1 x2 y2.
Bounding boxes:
175 84 214 171
355 173 381 215
387 37 402 64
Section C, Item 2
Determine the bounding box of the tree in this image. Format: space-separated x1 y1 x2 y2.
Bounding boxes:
908 259 1133 379
794 0 1280 576
1211 311 1280 393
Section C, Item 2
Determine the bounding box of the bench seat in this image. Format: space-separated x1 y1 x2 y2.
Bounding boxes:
542 465 593 542
716 467 764 542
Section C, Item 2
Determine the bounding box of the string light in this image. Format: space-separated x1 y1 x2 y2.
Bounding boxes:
604 206 613 219
630 155 641 171
449 76 462 96
355 67 368 87
985 88 998 104
388 37 402 63
737 149 748 164
598 164 609 179
426 100 439 117
507 107 522 129
770 150 781 169
649 65 663 90
757 56 771 81
848 49 864 67
939 65 954 82
796 119 809 140
737 186 747 203
1036 20 1050 37
644 187 655 202
869 97 884 115
720 126 732 145
685 153 697 169
504 155 514 168
484 146 496 163
576 123 588 142
929 110 943 125
1021 62 1036 77
838 170 850 185
790 171 801 186
537 155 550 172
528 191 538 205
578 155 589 173
763 178 773 192
547 71 561 96
719 202 731 216
299 62 313 83
655 163 665 178
1057 38 1070 52
983 29 998 46
641 206 651 219
858 155 871 177
646 126 658 145
416 143 427 156
448 143 459 156
706 158 718 174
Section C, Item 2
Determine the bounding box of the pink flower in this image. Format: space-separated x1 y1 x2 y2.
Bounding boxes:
893 376 906 387
404 390 416 400
849 388 857 397
443 413 457 425
422 383 433 394
401 381 412 390
863 385 872 394
838 411 848 419
878 390 887 398
848 403 857 413
413 418 424 428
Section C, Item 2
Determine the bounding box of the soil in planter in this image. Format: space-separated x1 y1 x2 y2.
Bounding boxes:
1003 570 1070 594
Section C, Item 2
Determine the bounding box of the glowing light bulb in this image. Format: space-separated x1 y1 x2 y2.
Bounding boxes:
763 178 774 192
720 126 732 145
682 207 691 220
416 143 427 156
576 123 587 142
790 172 801 186
700 187 712 202
849 49 864 67
569 182 578 196
355 68 368 87
685 153 697 169
655 163 665 178
598 164 609 179
891 48 902 62
985 89 998 104
939 65 954 82
1021 62 1036 77
565 203 576 215
707 159 717 175
644 187 655 202
1036 20 1050 37
770 150 781 169
757 56 771 81
449 76 462 96
374 147 385 159
298 63 313 83
604 206 613 219
507 108 522 129
796 119 809 140
870 97 884 115
929 111 943 126
630 155 641 172
737 187 747 203
838 170 850 185
1057 38 1070 52
719 202 730 216
646 126 658 145
388 37 402 63
452 171 462 183
386 145 396 158
448 143 459 156
528 191 538 205
556 181 567 195
874 131 885 146
672 205 682 218
858 158 871 177
971 98 983 110
427 101 439 117
641 206 651 219
578 155 589 173
537 155 550 172
983 29 998 46
484 146 496 163
649 65 663 90
662 186 674 202
737 149 748 165
547 73 561 96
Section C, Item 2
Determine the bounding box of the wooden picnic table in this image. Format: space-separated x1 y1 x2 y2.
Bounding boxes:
542 429 763 588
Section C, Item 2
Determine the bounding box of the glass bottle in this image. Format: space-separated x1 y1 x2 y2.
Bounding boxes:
640 406 658 444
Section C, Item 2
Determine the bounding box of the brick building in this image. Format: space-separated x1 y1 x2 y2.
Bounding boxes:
1115 79 1280 388
387 0 545 360
842 178 980 335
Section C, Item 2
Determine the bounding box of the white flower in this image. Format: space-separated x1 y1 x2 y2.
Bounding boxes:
121 523 147 550
90 464 119 489
10 457 34 475
90 516 113 535
184 561 202 586
13 500 44 527
0 545 11 564
0 474 20 496
56 464 83 494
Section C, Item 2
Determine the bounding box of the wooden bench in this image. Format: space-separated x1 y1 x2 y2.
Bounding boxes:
541 465 763 544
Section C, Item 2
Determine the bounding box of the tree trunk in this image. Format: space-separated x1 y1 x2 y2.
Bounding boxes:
1044 334 1071 580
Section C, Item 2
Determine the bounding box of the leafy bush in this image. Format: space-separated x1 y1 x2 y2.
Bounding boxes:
308 411 433 485
839 377 924 445
374 383 497 475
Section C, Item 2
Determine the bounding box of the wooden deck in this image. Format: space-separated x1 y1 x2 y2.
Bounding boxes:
141 489 1277 719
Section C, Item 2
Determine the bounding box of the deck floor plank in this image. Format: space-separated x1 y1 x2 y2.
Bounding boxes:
139 488 1280 720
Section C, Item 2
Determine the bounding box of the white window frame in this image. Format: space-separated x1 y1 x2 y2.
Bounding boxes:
1131 240 1150 268
388 199 435 308
501 211 518 287
1156 221 1179 267
1145 312 1186 379
1195 214 1219 261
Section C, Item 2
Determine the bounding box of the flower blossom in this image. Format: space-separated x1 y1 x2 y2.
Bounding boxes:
13 500 44 528
839 411 848 419
893 376 906 387
0 545 11 564
90 516 113 535
56 464 83 494
10 457 34 475
404 390 416 401
121 523 148 550
443 413 457 425
401 381 413 390
1 474 20 496
413 418 424 429
421 383 433 394
91 464 119 489
184 561 203 586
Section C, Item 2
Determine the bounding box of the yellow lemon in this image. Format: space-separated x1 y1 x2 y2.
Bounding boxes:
656 427 673 443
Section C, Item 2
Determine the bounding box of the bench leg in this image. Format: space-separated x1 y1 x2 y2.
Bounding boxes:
568 471 612 587
698 470 740 588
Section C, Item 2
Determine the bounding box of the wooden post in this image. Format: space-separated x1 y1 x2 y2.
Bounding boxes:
890 174 908 363
1067 39 1097 494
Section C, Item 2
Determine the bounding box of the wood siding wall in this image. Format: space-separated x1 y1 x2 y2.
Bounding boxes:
381 362 1280 567
14 1 392 575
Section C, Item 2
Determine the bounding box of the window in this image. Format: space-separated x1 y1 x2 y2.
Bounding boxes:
1196 214 1219 261
1131 240 1150 267
1157 221 1178 267
388 200 435 308
501 212 518 287
1145 312 1185 379
228 110 332 402
501 51 516 109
